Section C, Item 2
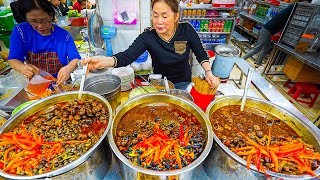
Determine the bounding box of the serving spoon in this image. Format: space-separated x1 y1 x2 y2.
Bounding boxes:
240 68 254 111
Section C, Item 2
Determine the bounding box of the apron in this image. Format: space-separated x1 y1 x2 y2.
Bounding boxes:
27 51 63 76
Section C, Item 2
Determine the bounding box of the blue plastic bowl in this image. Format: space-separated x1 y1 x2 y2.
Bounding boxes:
135 51 148 63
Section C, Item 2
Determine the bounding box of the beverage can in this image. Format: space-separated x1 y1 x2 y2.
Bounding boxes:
183 10 188 17
194 20 200 32
200 20 204 32
209 20 214 32
202 9 206 17
192 9 197 17
187 10 192 17
197 9 202 17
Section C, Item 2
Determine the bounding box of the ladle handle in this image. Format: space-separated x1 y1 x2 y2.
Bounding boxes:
78 63 88 99
164 77 170 93
240 68 254 111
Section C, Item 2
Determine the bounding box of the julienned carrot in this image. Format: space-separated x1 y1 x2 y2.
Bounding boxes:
246 154 252 170
174 145 182 169
267 126 271 152
4 146 15 162
270 150 278 172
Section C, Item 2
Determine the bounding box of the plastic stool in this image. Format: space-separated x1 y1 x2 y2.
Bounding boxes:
288 82 320 108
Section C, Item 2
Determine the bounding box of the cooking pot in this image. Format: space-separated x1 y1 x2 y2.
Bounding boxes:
108 93 213 179
0 91 113 179
84 74 121 111
204 96 320 179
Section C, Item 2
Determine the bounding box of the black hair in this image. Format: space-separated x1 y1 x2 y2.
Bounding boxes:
10 0 55 23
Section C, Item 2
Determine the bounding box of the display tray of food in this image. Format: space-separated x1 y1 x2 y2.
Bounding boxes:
108 93 213 177
0 92 112 179
207 96 320 179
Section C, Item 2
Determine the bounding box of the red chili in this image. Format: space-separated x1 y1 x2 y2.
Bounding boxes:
275 147 304 157
179 125 185 146
256 148 261 172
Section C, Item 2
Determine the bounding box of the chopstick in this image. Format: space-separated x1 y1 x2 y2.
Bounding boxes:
78 63 88 99
138 75 159 92
134 79 149 93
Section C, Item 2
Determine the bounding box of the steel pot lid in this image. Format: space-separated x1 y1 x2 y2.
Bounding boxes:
214 45 240 57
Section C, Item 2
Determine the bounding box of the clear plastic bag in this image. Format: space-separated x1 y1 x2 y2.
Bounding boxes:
112 0 137 25
0 69 29 88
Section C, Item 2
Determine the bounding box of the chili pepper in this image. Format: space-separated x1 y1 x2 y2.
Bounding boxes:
293 155 318 178
256 148 261 172
12 134 34 150
246 154 252 170
270 150 278 172
0 161 4 169
179 125 185 146
275 147 305 157
174 145 182 169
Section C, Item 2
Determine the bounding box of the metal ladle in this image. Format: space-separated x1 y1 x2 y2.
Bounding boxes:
240 68 254 111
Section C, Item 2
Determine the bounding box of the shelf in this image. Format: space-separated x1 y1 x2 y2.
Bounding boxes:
203 42 225 45
179 4 236 10
198 32 231 35
182 17 235 21
252 0 289 9
239 12 267 25
236 24 259 39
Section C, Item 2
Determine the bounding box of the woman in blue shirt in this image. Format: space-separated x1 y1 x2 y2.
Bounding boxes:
8 0 81 85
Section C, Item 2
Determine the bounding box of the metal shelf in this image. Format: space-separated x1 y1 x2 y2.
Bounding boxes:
182 17 235 21
252 0 289 9
239 12 267 25
179 3 236 10
236 24 259 39
198 32 231 35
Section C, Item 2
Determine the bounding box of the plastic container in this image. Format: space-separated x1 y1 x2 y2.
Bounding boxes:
190 87 214 111
295 34 315 54
26 70 54 96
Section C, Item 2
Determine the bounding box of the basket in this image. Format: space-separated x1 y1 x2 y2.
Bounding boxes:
69 17 87 26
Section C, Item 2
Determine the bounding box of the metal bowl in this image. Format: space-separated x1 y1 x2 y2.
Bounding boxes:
168 89 194 102
0 91 113 179
108 93 213 179
204 96 320 179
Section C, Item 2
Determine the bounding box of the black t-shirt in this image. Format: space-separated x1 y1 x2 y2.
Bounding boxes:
263 3 295 35
114 22 209 83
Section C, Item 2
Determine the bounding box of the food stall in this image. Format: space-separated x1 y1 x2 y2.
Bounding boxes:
0 0 320 179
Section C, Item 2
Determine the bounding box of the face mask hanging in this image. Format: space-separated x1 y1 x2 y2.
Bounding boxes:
112 0 137 25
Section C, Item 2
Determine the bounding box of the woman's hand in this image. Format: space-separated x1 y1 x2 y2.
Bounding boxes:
80 56 114 71
205 71 220 88
19 64 40 78
57 65 72 85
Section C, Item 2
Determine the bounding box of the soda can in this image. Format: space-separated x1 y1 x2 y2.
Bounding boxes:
190 20 195 28
192 9 197 17
202 9 207 17
204 20 209 32
200 20 205 32
194 20 200 32
183 10 188 17
209 20 214 32
187 10 192 17
197 9 202 17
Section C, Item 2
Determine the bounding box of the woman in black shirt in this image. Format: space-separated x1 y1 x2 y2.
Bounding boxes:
82 0 219 87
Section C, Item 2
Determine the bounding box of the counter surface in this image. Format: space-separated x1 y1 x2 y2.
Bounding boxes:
275 43 320 71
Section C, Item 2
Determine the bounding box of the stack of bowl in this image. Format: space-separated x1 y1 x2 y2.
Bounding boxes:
111 66 134 91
